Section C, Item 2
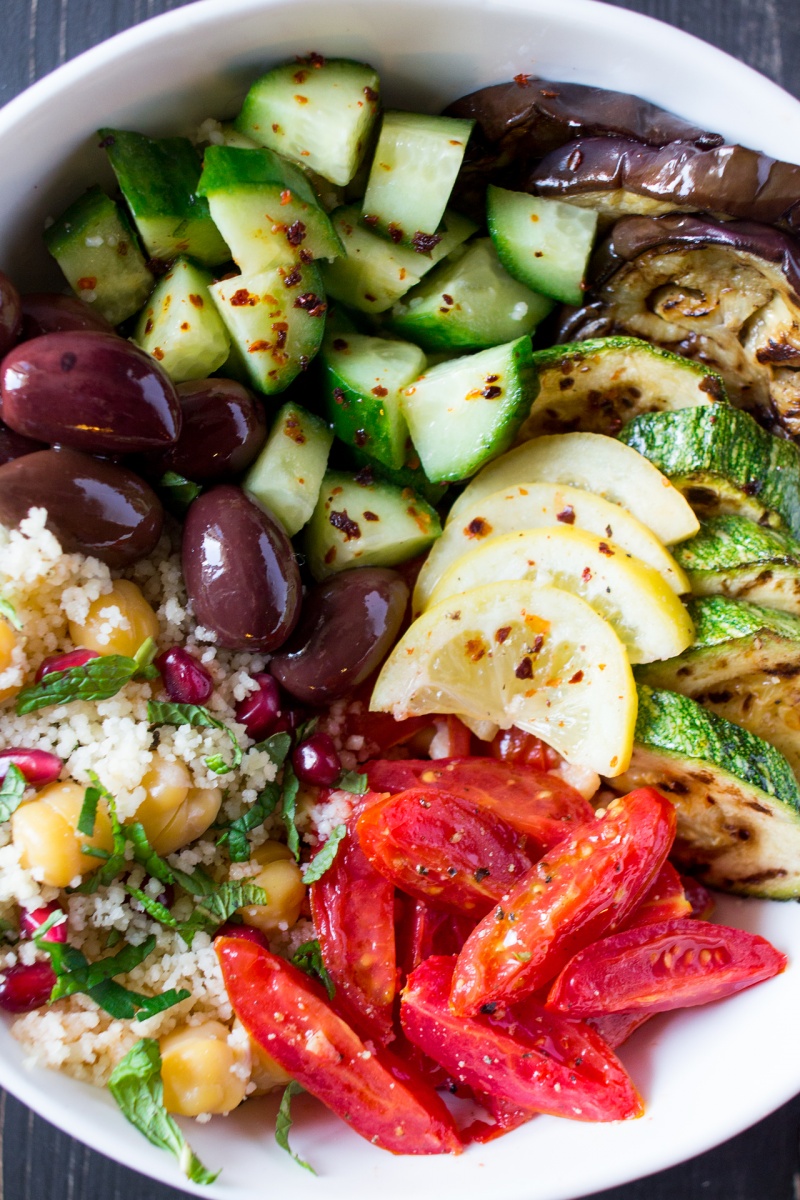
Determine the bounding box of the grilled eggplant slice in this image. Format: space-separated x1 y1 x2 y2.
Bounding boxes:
673 515 800 613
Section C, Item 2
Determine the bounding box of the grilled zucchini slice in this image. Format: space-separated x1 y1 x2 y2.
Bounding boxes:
673 514 800 615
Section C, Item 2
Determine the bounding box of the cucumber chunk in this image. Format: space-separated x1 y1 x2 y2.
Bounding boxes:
305 470 441 580
243 403 333 537
390 238 554 352
619 406 800 538
99 128 229 267
401 338 538 483
208 262 326 394
361 111 473 248
235 56 380 187
350 450 448 506
133 257 229 383
610 685 800 898
198 146 343 273
43 186 154 326
488 186 598 306
322 328 424 469
519 336 727 439
321 206 476 314
673 515 800 614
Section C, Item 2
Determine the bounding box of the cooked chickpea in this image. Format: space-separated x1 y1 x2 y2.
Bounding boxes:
12 780 113 888
250 839 294 868
68 579 159 658
0 617 20 704
156 787 221 855
160 1020 248 1116
240 856 306 935
134 758 221 854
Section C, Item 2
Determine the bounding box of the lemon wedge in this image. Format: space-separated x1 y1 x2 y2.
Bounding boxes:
446 432 699 544
371 581 636 776
413 481 690 613
427 527 694 664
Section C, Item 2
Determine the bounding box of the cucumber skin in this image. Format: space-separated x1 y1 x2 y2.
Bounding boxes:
350 449 448 506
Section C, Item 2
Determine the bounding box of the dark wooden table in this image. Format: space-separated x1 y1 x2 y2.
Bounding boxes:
2 0 800 1196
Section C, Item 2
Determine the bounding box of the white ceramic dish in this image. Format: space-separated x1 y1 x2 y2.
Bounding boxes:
2 1 800 1196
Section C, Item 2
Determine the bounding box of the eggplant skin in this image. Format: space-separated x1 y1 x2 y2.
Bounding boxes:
530 137 800 232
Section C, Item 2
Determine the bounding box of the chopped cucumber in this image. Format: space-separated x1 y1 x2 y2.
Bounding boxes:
43 186 154 326
390 238 554 352
98 128 229 266
610 685 800 899
321 205 476 313
305 470 441 580
620 406 800 538
673 515 800 614
487 186 598 307
361 111 473 248
243 403 333 537
235 56 380 186
322 328 424 470
197 146 343 274
401 337 537 483
350 450 448 506
519 336 727 439
133 257 229 383
208 262 326 394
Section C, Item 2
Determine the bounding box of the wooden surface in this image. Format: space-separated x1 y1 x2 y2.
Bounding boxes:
2 0 800 1196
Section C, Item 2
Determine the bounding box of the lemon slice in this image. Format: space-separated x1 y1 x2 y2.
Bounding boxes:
446 432 699 544
371 581 636 776
413 481 690 612
427 527 694 664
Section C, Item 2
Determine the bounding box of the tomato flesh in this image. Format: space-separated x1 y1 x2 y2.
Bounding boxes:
401 955 643 1122
623 861 692 930
547 917 787 1016
449 787 677 1014
216 938 462 1155
490 727 562 773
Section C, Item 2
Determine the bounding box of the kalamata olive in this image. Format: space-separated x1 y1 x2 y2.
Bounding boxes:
0 448 164 568
156 646 214 705
0 961 57 1012
35 647 100 681
147 379 267 482
19 292 114 340
19 903 67 943
0 419 45 467
271 568 409 704
182 485 301 652
0 330 181 454
0 270 22 358
235 673 283 739
0 748 63 786
292 732 341 786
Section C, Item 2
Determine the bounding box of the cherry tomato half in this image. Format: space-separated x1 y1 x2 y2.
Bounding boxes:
546 918 787 1016
216 937 461 1155
449 787 677 1015
623 861 691 930
490 727 562 772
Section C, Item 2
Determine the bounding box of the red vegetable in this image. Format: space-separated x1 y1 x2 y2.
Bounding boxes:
449 787 676 1015
546 918 787 1016
622 861 691 930
397 895 476 981
681 874 715 921
490 726 562 772
216 938 462 1155
401 955 643 1122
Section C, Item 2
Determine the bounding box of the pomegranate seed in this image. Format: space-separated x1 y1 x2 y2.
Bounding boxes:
0 748 62 787
0 961 57 1012
19 903 67 943
35 647 99 682
155 647 214 705
235 673 283 739
214 922 269 948
292 732 341 786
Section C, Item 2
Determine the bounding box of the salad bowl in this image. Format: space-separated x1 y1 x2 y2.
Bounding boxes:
2 1 800 1197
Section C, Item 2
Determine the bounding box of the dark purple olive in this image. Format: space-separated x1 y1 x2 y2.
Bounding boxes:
235 673 283 739
0 419 45 466
0 448 164 567
182 485 301 652
19 292 114 340
0 270 22 358
271 567 409 705
292 732 341 786
0 330 181 454
147 378 267 482
156 646 214 705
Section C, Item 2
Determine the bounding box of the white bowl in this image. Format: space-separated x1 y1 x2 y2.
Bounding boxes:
2 2 800 1197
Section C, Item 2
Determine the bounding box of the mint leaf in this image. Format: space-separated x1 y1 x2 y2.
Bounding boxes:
254 731 292 768
108 1039 218 1185
0 596 22 631
159 471 202 511
222 781 281 863
76 778 127 892
125 821 175 886
126 886 178 928
301 825 346 884
276 1080 316 1174
281 763 301 860
147 700 242 774
17 651 154 715
134 988 191 1021
0 764 27 823
291 939 335 1000
337 769 368 795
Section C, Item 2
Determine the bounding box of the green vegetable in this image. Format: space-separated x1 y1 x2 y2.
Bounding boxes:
276 1081 316 1174
291 939 335 999
301 825 347 884
0 596 22 631
108 1039 219 1185
222 781 281 863
16 645 158 715
146 699 242 773
281 762 301 860
159 471 202 511
337 769 367 794
0 764 27 824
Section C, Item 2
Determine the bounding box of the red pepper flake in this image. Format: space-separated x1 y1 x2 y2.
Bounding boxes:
441 293 454 306
248 340 271 352
293 292 326 317
294 94 309 105
559 377 574 391
294 69 308 84
569 670 584 684
363 510 379 522
116 241 130 257
466 516 492 538
230 288 256 307
98 133 116 148
180 321 190 331
598 542 614 557
308 51 325 67
280 189 293 206
286 220 307 245
363 214 379 227
144 317 154 334
482 385 502 399
283 265 302 288
188 293 204 309
272 322 288 349
332 338 348 351
284 415 307 444
324 546 337 565
364 85 379 102
465 638 487 662
581 566 592 582
412 231 442 254
556 506 575 525
515 657 533 679
531 634 544 654
514 73 533 86
495 626 512 644
272 123 281 133
77 276 97 290
371 385 388 397
329 510 361 540
354 429 369 447
387 223 404 244
364 292 377 302
152 347 165 361
332 387 347 406
354 467 375 486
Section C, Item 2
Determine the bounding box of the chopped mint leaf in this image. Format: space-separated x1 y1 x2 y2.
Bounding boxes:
301 825 346 884
109 1039 219 1185
133 637 158 673
221 780 281 863
174 880 267 948
281 762 301 861
106 928 123 949
159 471 202 512
126 885 178 929
0 596 22 631
77 772 106 837
16 650 156 715
276 1080 316 1174
76 778 127 892
291 939 335 1000
0 764 27 824
147 700 242 774
294 717 318 744
254 731 292 768
125 821 175 886
134 988 191 1022
337 769 368 795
